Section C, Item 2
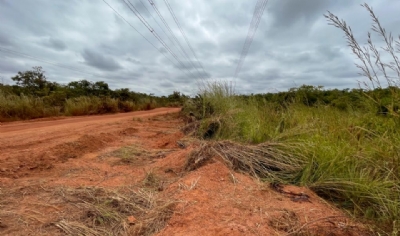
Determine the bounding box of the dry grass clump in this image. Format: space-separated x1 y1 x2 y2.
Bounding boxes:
100 145 173 165
268 209 370 236
185 140 306 182
185 142 215 171
269 209 299 233
55 186 175 236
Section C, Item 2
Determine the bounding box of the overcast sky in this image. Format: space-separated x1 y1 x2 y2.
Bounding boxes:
0 0 399 95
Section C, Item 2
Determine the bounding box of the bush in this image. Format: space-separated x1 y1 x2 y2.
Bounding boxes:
64 96 102 116
99 97 119 114
0 90 59 121
118 100 137 112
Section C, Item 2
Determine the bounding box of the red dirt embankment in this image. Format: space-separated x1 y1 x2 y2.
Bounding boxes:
0 108 369 235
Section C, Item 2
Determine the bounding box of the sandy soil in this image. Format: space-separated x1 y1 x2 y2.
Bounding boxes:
0 108 371 235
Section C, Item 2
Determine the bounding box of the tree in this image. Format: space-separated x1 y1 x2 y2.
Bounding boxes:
92 81 110 96
67 80 93 96
11 66 51 96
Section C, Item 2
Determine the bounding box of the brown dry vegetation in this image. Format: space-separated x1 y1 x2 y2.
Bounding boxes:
0 109 372 235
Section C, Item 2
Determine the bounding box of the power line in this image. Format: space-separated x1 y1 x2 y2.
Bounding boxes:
235 0 267 77
234 0 268 77
147 0 205 79
139 0 205 79
121 0 198 78
235 0 268 77
137 0 175 47
163 0 208 79
102 0 193 79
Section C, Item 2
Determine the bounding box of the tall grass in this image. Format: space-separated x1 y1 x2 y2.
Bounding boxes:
0 90 60 121
64 96 120 116
325 3 400 117
0 90 161 121
184 81 400 233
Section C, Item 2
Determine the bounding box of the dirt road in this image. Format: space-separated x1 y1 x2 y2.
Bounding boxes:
0 108 180 175
0 108 368 235
0 107 181 134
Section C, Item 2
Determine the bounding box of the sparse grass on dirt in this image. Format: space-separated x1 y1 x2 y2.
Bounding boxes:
1 185 174 236
100 144 174 166
54 186 175 236
0 186 174 236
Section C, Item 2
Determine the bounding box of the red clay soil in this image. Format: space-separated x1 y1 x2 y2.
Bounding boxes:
0 108 372 235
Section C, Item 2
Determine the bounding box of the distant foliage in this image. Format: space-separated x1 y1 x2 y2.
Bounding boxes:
0 67 189 121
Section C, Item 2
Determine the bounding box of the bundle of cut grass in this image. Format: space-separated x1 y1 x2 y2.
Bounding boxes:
185 141 306 182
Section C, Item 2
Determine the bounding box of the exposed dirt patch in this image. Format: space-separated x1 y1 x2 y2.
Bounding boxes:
119 127 139 136
0 108 372 235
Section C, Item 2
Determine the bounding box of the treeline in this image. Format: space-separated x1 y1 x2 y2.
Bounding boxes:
0 66 188 121
241 85 399 115
186 84 400 122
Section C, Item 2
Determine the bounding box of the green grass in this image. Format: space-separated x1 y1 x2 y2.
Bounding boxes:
185 81 400 234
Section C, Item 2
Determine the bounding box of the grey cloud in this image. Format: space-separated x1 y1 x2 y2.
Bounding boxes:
160 81 174 88
269 0 328 28
81 49 122 71
127 57 141 64
174 61 203 70
0 0 396 96
43 38 67 51
0 34 12 46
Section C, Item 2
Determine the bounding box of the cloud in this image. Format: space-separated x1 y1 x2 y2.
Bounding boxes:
81 49 122 71
0 0 396 95
0 34 12 46
42 38 67 51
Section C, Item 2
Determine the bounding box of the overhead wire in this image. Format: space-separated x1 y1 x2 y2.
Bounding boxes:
102 0 194 79
137 0 175 47
122 0 198 78
163 0 208 79
147 0 205 79
234 0 268 78
235 0 264 77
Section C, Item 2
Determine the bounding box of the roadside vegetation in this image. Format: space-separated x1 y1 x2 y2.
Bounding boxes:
1 2 399 235
182 4 400 235
0 66 188 121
